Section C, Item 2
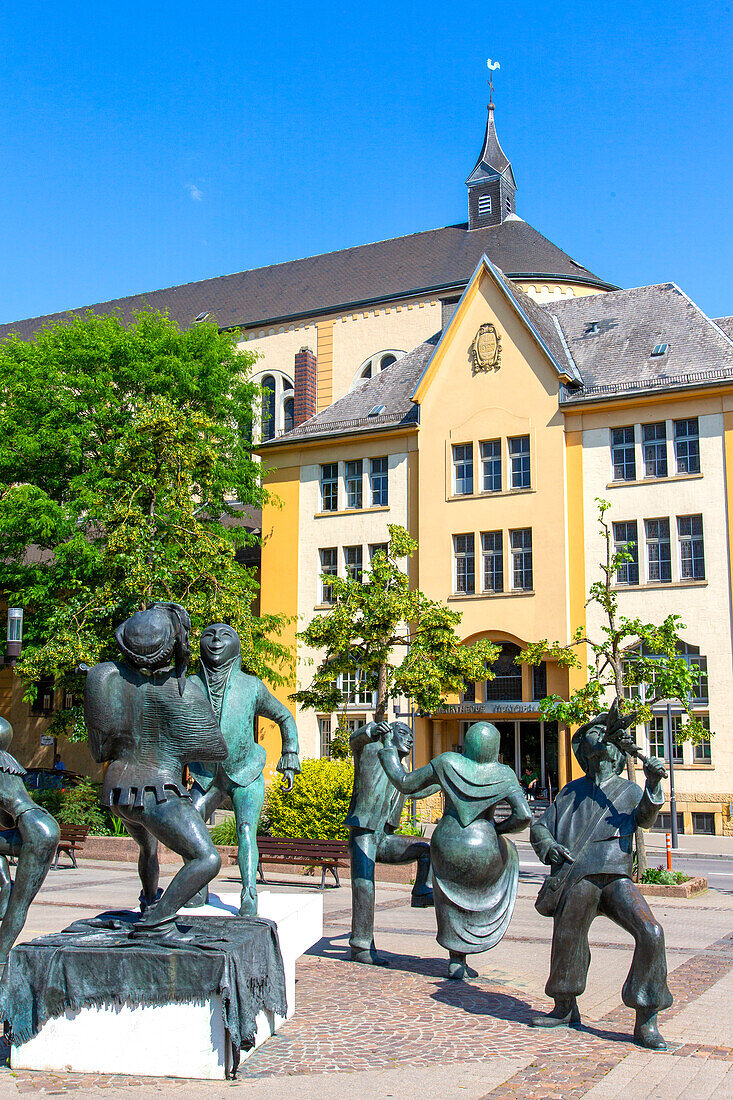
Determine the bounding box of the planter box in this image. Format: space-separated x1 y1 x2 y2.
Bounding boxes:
639 876 708 898
80 836 237 866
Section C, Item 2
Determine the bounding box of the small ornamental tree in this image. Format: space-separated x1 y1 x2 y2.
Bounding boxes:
0 310 291 739
293 525 500 724
519 498 712 875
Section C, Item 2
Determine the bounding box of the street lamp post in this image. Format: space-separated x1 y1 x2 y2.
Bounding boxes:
665 700 679 850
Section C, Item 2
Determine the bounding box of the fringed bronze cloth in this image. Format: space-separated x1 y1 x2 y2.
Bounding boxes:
1 913 286 1074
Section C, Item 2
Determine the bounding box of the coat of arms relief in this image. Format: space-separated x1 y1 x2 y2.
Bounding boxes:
471 323 502 374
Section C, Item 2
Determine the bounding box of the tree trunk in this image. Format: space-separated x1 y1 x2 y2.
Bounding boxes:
374 663 388 723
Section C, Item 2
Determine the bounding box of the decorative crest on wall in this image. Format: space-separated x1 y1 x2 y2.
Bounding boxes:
471 323 502 374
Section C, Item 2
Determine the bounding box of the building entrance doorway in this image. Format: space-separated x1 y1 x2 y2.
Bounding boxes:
493 720 558 798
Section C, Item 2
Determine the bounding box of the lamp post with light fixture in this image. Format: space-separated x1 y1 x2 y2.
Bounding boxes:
5 608 23 666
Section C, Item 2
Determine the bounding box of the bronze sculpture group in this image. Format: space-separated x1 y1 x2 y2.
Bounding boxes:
0 597 674 1053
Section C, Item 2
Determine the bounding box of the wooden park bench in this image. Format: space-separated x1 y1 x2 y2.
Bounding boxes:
53 824 89 869
256 837 349 890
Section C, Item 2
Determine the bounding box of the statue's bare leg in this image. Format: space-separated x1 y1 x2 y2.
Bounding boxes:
120 815 160 909
185 782 228 907
231 775 265 917
0 808 59 972
134 794 221 926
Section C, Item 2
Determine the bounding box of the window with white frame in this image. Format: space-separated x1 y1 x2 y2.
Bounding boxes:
345 460 363 509
623 640 709 707
613 521 639 585
454 533 475 594
261 375 276 441
318 716 333 758
693 716 711 763
478 194 492 215
648 715 682 763
678 514 705 580
481 531 504 592
508 435 531 489
510 528 533 590
352 350 405 388
369 542 388 561
452 444 474 495
480 439 502 492
643 422 668 478
674 418 700 475
340 670 373 706
319 547 337 604
645 518 671 582
320 463 338 512
344 545 363 582
283 397 294 434
370 456 388 506
611 426 636 481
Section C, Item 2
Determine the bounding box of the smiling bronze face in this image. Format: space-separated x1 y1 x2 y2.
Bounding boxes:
200 623 241 668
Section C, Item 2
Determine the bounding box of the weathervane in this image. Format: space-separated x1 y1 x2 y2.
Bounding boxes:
487 58 500 108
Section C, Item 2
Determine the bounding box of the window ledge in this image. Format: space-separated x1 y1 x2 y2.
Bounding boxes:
449 487 534 502
606 472 702 489
314 603 335 611
315 505 390 518
614 580 708 591
448 590 534 601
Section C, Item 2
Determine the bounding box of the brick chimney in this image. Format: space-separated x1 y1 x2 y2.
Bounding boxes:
294 346 317 427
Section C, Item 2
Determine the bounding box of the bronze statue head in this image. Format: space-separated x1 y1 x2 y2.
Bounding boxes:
463 721 501 764
0 715 12 752
200 623 241 669
115 602 191 694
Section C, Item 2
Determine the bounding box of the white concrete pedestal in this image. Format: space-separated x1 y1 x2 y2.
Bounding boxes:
10 891 323 1080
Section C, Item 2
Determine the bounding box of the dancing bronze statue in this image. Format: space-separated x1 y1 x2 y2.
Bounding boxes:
188 623 301 916
0 715 60 979
346 720 434 966
84 602 228 928
379 721 531 978
529 702 672 1050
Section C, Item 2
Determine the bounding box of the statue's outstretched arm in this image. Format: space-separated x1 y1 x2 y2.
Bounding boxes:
378 746 436 798
495 785 532 835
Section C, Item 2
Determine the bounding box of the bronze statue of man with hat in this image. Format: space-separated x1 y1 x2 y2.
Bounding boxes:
84 602 228 928
529 701 672 1049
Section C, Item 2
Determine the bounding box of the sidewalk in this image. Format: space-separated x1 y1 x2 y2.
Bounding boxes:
2 860 733 1098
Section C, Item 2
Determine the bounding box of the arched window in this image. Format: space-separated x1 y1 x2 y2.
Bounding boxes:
283 397 295 434
261 375 276 441
351 350 405 389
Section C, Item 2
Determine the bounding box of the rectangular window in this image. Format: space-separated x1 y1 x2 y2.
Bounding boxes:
649 715 682 762
318 716 332 758
344 460 363 509
370 456 388 506
319 547 337 604
481 531 504 592
30 676 54 716
643 421 668 478
694 716 711 763
690 656 709 704
508 435 531 489
678 514 705 580
478 194 492 215
341 671 372 706
454 533 475 594
320 463 338 512
533 662 547 700
344 545 363 582
645 518 671 582
452 444 474 495
611 426 636 481
692 812 715 835
369 542 388 561
480 440 502 492
510 528 533 590
669 714 685 764
462 681 476 702
613 521 639 585
674 418 700 475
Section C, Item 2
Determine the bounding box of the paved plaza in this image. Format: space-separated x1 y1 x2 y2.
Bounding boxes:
2 848 733 1098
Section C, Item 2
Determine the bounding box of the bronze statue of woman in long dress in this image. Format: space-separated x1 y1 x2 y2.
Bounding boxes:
379 721 531 978
0 715 60 979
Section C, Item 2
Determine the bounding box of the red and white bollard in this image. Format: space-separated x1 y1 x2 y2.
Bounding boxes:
666 832 673 871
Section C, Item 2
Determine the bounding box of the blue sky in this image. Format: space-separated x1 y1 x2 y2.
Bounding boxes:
0 0 731 323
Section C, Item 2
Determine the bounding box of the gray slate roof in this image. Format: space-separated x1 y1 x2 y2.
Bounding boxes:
546 285 733 403
714 316 733 340
466 105 517 189
261 337 439 445
0 220 612 342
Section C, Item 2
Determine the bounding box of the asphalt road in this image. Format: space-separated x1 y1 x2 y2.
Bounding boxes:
516 847 733 893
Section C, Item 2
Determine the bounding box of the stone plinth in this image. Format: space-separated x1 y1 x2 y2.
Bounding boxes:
11 891 323 1080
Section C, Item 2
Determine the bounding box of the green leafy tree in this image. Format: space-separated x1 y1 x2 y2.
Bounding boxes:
265 757 355 840
0 310 291 737
520 498 712 875
294 525 500 723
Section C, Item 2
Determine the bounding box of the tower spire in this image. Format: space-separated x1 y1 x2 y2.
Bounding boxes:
466 61 517 230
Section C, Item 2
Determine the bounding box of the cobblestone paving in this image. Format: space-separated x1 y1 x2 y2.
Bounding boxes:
4 898 733 1096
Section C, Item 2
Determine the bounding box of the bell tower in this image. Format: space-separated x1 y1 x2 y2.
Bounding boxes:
466 61 517 230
